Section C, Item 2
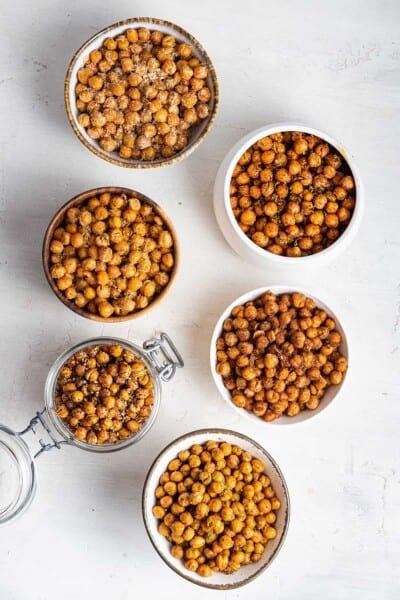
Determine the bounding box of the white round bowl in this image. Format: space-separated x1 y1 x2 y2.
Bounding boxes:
65 17 219 169
213 123 364 268
210 285 349 425
142 428 290 590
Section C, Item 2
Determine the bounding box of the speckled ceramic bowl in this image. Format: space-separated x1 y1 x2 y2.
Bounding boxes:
210 285 349 425
65 17 219 168
142 428 290 590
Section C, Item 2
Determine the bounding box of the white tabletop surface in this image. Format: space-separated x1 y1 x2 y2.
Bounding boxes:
1 0 399 598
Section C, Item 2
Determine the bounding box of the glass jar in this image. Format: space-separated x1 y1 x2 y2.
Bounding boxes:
0 332 183 526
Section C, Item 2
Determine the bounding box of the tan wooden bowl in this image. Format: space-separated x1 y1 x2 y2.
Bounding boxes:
65 17 219 169
42 186 180 322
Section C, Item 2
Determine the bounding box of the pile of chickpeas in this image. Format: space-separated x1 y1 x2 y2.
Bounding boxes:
75 27 212 162
215 291 348 421
152 440 281 577
230 131 356 256
55 343 154 445
48 191 175 319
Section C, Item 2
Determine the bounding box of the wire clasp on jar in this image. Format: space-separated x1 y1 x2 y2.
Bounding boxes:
18 408 67 458
143 332 184 382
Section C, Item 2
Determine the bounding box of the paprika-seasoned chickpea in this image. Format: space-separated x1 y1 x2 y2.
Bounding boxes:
55 343 154 445
216 291 347 421
230 131 356 256
73 26 212 162
48 191 176 319
153 440 281 577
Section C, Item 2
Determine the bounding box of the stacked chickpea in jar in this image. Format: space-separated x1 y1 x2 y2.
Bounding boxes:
152 440 281 577
230 131 356 257
216 291 348 422
48 191 176 319
75 26 212 161
55 344 154 445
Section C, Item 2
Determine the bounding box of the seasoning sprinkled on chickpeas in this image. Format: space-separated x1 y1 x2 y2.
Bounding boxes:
230 131 356 256
153 440 281 577
55 343 154 444
216 291 348 421
74 27 212 162
47 191 176 319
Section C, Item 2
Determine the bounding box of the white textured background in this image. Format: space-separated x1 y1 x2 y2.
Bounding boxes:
0 0 399 598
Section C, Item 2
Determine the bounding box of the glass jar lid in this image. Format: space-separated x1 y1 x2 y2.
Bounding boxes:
0 425 37 525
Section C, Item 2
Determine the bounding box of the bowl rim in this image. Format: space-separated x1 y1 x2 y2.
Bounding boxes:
64 16 220 169
209 284 349 426
221 122 364 263
42 186 180 323
142 427 291 590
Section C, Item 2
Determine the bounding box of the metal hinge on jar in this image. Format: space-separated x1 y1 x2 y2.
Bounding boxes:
18 408 68 458
143 332 184 382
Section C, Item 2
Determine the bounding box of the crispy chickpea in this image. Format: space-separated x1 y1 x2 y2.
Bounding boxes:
240 209 256 226
50 240 64 254
294 138 308 155
74 427 87 441
159 230 173 248
97 301 113 318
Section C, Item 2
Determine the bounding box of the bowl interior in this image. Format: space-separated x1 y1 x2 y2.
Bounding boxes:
42 186 179 323
210 285 349 425
142 428 290 590
221 123 363 264
65 17 219 168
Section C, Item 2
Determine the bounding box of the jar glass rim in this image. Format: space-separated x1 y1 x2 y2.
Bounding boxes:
0 425 37 525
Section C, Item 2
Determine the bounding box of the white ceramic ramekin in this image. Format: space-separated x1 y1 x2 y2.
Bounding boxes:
210 285 349 426
213 123 364 269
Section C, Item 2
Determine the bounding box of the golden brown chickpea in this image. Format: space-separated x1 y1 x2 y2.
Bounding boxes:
240 209 256 226
74 427 87 441
325 213 339 228
264 353 278 369
294 138 308 155
50 240 64 254
51 264 66 279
